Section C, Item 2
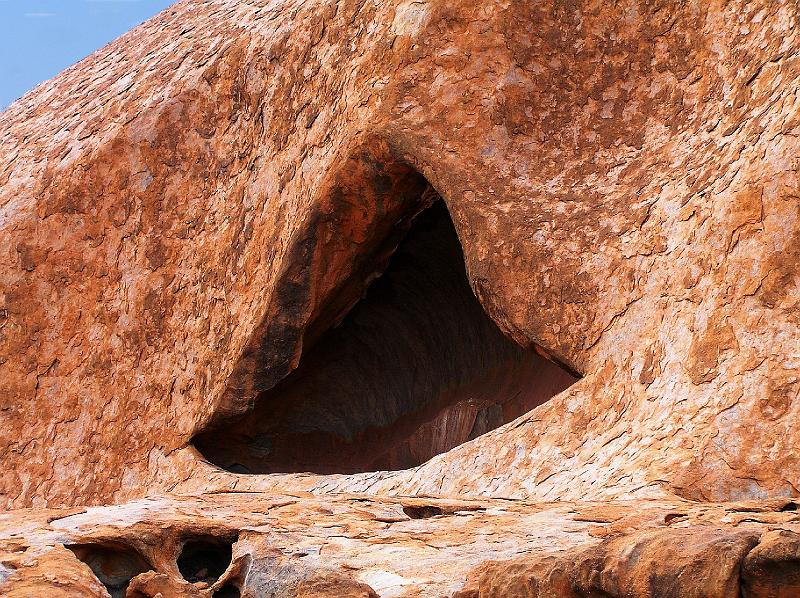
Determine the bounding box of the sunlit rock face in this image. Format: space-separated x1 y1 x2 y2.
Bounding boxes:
194 201 576 475
1 0 800 593
4 494 800 597
1 0 797 509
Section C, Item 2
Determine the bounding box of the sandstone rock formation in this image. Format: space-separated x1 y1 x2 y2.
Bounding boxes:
4 494 800 597
0 0 799 594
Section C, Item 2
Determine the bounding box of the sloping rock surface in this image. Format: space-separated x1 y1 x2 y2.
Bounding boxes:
0 0 798 509
1 0 799 594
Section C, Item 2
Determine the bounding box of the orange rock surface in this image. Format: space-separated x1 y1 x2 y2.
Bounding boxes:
3 494 800 597
0 0 798 594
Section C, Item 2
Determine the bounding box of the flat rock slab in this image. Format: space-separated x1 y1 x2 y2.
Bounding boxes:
2 492 799 596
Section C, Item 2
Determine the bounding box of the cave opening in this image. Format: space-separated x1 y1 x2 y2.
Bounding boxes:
176 536 235 585
67 542 152 598
194 192 578 475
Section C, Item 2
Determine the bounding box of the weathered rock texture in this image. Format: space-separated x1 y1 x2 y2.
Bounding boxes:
194 200 577 475
0 0 799 593
2 0 798 509
3 493 800 597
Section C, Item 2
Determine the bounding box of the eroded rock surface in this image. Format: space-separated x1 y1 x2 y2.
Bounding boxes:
3 494 800 597
0 0 799 594
194 200 577 475
0 0 798 509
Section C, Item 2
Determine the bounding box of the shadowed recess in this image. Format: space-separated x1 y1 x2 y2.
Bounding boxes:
67 542 152 598
194 195 578 475
214 585 242 598
177 536 235 585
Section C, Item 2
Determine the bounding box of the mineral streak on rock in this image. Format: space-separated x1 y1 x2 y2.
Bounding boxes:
0 0 799 594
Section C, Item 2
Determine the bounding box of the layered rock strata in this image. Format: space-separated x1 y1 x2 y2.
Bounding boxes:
2 493 800 597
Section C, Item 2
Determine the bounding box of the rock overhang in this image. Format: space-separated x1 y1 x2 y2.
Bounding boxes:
0 0 799 593
193 194 579 475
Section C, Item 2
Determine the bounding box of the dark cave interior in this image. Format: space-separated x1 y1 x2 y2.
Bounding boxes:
194 199 577 475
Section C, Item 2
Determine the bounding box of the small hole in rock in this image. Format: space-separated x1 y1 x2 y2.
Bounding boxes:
177 536 236 585
403 505 444 519
214 585 241 598
781 502 798 512
67 543 151 598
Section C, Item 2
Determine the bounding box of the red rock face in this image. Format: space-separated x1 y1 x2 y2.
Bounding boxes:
0 0 799 593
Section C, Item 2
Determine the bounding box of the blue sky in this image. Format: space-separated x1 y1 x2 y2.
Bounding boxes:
0 0 176 110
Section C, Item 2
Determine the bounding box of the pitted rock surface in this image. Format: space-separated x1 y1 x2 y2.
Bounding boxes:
3 494 800 597
1 0 798 510
0 0 799 594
